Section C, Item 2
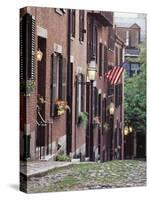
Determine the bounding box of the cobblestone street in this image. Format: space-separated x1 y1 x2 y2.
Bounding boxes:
24 160 146 193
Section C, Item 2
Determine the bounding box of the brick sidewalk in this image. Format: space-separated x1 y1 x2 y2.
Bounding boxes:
20 159 81 178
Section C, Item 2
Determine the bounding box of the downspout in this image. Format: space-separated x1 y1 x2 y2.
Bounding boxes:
66 9 71 155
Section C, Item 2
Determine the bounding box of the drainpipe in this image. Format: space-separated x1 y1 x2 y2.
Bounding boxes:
66 9 71 155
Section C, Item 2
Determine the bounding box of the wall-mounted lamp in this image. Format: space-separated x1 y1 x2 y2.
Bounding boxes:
124 126 129 136
109 102 115 115
87 58 97 81
129 126 133 133
37 49 43 62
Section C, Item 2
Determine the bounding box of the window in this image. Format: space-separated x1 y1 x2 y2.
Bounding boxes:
87 20 97 63
51 53 67 116
55 8 66 15
108 27 115 50
71 10 76 37
79 10 85 42
130 62 140 75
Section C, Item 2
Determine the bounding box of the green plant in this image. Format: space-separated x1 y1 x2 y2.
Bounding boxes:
55 154 71 162
55 99 71 116
20 79 35 95
78 112 88 127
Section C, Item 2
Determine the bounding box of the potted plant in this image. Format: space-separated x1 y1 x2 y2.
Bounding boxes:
55 99 70 116
20 80 35 96
78 112 88 127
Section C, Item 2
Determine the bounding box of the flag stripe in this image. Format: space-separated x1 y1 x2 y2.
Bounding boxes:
105 64 125 85
113 67 124 84
110 67 121 84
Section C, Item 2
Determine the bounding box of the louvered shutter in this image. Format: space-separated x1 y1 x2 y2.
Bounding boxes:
79 10 84 42
51 53 57 116
79 10 82 41
20 13 35 82
104 45 108 73
87 19 93 63
58 54 63 99
120 48 122 65
99 43 103 76
93 24 97 62
75 75 79 122
115 46 118 66
62 58 67 101
71 10 76 37
94 88 98 116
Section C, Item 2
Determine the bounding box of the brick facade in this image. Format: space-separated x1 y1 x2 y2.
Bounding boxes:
20 7 125 162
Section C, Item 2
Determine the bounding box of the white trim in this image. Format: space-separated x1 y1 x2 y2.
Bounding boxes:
37 26 48 38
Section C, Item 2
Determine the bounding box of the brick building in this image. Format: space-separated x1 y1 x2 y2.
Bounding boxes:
20 7 125 162
116 23 141 77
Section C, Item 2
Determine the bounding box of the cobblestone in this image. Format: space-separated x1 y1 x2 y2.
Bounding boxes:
21 160 146 193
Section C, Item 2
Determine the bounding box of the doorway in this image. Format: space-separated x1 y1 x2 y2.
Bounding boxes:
36 36 47 158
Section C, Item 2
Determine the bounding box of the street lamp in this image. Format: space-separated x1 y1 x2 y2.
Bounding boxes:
87 56 97 161
109 102 115 160
37 49 43 62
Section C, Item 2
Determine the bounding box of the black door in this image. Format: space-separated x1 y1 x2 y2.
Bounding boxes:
36 36 47 158
66 63 73 155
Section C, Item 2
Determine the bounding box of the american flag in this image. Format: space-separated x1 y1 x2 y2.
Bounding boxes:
105 62 127 85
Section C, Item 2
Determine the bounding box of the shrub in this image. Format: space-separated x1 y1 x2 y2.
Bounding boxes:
55 154 71 162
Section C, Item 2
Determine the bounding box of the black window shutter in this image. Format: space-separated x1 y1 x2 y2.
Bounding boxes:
58 54 63 99
98 93 101 118
94 88 98 116
99 43 103 76
75 75 79 122
31 17 35 80
20 13 35 81
115 46 118 66
87 19 93 63
81 74 85 112
71 10 76 37
104 45 108 73
62 57 67 101
79 10 84 42
120 48 122 65
93 24 97 62
51 53 57 116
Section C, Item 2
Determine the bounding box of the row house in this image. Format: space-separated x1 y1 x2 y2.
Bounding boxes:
20 7 125 162
116 23 141 77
